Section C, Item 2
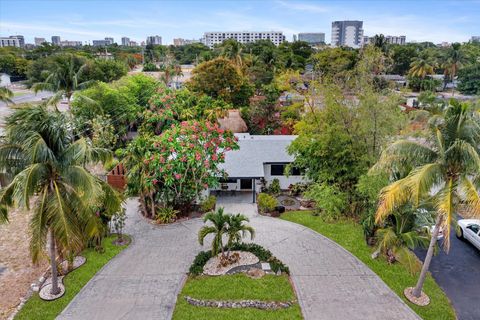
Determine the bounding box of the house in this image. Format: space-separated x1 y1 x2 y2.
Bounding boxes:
211 133 305 202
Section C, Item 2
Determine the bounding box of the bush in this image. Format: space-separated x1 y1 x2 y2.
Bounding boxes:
189 243 289 276
304 183 347 220
288 182 309 196
189 250 213 275
143 62 159 71
268 178 281 195
257 193 277 213
156 207 179 224
200 195 216 213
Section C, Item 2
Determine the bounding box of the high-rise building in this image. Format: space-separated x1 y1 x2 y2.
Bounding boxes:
121 37 130 46
34 37 46 46
129 41 138 46
331 21 364 48
472 36 480 42
60 40 83 47
146 35 162 45
92 37 114 47
298 33 325 45
173 38 201 46
11 35 25 48
203 31 285 48
51 36 61 45
0 36 21 47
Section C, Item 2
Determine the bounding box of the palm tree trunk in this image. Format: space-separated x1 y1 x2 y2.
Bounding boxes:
49 228 61 295
412 214 442 297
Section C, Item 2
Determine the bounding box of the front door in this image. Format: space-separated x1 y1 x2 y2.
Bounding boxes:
240 179 252 190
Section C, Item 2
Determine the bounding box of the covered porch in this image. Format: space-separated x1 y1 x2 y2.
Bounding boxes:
211 177 259 203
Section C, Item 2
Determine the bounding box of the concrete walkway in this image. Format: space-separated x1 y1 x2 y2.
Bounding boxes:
58 198 419 320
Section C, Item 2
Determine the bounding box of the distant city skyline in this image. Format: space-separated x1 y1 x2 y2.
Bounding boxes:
0 0 479 45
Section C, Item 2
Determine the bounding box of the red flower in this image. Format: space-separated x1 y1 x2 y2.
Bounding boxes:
175 173 182 179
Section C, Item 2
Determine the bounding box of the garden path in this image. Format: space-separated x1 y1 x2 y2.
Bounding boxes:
58 197 419 320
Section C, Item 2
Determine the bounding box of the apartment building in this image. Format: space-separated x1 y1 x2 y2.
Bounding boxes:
297 33 325 45
146 35 162 45
203 31 285 48
34 37 46 46
51 36 61 45
331 21 364 48
121 37 130 46
0 36 21 47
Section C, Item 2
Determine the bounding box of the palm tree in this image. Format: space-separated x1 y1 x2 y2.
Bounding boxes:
221 39 244 68
198 207 230 256
0 87 14 105
374 100 480 300
409 57 436 89
442 43 465 96
0 105 120 295
32 54 93 107
374 210 429 274
226 213 255 250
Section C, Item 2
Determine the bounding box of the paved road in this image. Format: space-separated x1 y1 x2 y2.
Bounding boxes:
416 228 480 320
58 197 419 320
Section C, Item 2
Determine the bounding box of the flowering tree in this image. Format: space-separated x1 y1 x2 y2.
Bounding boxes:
127 120 238 215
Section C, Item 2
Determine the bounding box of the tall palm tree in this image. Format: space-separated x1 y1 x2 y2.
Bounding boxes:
226 213 255 249
442 43 465 96
0 105 120 295
0 87 14 105
32 54 93 107
198 207 230 256
374 100 480 300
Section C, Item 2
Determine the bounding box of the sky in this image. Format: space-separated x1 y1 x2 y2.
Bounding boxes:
1 0 479 45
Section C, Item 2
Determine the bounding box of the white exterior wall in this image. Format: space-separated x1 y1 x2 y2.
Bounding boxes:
263 164 305 190
204 31 285 48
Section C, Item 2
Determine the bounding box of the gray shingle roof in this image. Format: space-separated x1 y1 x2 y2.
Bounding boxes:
219 134 297 178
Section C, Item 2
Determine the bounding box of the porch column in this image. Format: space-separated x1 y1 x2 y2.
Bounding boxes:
252 178 256 203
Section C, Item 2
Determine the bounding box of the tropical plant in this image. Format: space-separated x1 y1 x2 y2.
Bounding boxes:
0 105 121 295
226 213 255 249
32 54 93 106
408 57 436 80
111 208 127 242
200 195 217 213
268 178 281 195
374 100 480 299
155 206 179 224
441 43 465 94
304 183 348 220
0 86 14 105
374 210 429 274
198 208 230 256
220 39 244 68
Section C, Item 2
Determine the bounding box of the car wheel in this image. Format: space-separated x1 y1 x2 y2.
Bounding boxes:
455 226 463 239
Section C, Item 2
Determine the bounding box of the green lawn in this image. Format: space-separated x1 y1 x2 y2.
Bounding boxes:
15 236 130 320
281 211 456 320
173 274 303 320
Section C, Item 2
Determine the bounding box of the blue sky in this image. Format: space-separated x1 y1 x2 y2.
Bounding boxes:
1 0 479 45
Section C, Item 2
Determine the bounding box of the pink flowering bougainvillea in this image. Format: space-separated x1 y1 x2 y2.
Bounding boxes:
141 120 238 212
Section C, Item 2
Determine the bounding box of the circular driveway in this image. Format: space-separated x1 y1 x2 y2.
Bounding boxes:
58 198 419 320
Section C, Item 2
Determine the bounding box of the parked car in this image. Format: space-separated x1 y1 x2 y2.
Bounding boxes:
456 219 480 250
424 225 444 240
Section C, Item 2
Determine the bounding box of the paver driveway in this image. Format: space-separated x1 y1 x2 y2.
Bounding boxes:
58 197 419 320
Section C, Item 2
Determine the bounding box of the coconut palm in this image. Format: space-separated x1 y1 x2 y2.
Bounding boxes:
0 87 14 105
374 100 480 299
198 207 230 256
32 54 93 107
221 39 244 68
409 57 436 80
0 105 120 295
226 213 255 248
442 43 465 95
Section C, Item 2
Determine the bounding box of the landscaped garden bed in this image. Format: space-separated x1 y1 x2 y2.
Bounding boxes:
13 235 130 320
280 211 456 320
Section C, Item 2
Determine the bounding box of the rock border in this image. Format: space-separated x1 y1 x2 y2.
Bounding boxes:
404 287 430 306
185 296 295 310
39 277 66 301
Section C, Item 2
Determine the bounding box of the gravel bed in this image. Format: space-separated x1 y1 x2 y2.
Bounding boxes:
203 251 259 276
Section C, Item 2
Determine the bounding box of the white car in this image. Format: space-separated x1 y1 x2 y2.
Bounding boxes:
456 219 480 250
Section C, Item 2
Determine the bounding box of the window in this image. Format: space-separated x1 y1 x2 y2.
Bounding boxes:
220 178 237 184
290 167 302 176
270 164 285 176
468 224 480 234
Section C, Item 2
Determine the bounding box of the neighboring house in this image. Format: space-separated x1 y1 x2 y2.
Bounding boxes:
211 133 305 202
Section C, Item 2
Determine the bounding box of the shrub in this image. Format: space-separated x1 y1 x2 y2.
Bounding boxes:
304 183 347 220
257 193 277 213
268 178 281 195
143 62 159 71
189 250 212 275
289 182 309 196
189 243 289 276
200 195 216 213
156 207 179 224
